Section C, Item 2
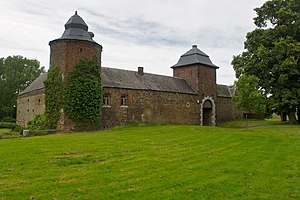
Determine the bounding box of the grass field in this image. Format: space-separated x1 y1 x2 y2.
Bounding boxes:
0 123 299 199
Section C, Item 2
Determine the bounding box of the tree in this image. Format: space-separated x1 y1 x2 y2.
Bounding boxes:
232 0 300 124
0 56 45 120
64 58 102 130
233 75 266 126
44 65 64 129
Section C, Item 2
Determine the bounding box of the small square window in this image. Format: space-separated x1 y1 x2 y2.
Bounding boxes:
121 95 128 106
103 94 111 106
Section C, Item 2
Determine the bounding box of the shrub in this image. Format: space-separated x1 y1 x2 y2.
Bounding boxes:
44 65 64 129
27 113 48 131
1 117 16 123
0 122 16 130
31 130 49 136
13 125 24 133
64 57 102 130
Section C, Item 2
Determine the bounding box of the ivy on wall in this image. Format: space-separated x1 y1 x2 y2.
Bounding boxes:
44 65 64 129
64 57 102 130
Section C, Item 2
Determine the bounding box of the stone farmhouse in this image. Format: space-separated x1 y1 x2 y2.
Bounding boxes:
16 12 241 129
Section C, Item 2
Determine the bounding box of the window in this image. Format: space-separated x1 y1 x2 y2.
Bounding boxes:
121 95 128 106
103 94 111 107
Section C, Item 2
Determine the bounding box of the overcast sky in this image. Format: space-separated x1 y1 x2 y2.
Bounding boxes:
0 0 266 85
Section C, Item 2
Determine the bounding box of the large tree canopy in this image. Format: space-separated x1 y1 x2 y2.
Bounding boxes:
0 56 45 120
232 0 300 124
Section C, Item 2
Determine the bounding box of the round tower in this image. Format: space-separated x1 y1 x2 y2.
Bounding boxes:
49 11 102 79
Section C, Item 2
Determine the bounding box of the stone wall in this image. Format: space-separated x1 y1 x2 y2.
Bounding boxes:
102 88 200 128
216 96 243 123
16 89 45 127
16 87 202 128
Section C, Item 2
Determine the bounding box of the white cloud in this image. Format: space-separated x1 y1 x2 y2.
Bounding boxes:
0 0 266 85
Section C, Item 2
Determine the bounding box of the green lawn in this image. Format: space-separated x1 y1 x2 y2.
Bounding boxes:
0 124 299 199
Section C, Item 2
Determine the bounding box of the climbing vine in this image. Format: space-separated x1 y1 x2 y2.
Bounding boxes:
64 57 102 130
44 65 64 129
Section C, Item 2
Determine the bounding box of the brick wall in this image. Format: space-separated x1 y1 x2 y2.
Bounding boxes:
173 65 199 92
197 65 217 99
49 39 102 79
173 64 217 100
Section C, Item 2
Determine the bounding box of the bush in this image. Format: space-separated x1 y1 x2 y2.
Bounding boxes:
0 122 17 130
44 65 64 129
31 130 49 136
13 125 24 133
64 58 102 130
27 113 49 130
1 117 16 123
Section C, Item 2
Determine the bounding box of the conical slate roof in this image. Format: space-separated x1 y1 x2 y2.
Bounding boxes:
51 11 97 43
172 45 218 68
64 11 88 31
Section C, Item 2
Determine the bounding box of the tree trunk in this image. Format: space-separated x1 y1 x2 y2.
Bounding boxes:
245 112 248 127
288 111 298 125
281 112 287 122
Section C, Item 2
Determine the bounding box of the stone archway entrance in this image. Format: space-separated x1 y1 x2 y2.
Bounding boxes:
200 97 216 126
203 100 212 126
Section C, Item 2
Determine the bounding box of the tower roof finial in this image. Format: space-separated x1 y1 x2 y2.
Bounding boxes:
75 11 78 15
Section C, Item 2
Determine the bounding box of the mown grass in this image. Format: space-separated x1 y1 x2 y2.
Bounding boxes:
219 119 288 128
0 124 299 199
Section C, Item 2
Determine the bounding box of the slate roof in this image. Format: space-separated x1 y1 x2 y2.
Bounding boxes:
19 67 197 95
172 45 218 68
101 67 196 94
19 67 235 97
19 72 47 94
49 11 100 46
217 84 235 97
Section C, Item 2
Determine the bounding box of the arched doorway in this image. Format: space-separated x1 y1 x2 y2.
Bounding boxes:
203 100 212 126
200 97 216 126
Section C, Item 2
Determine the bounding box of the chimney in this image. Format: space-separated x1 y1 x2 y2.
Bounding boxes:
88 32 94 39
138 67 144 76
